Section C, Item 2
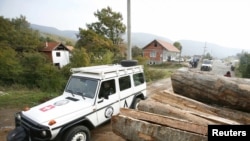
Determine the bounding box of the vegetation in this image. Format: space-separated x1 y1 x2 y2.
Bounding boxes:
0 8 186 109
237 52 250 78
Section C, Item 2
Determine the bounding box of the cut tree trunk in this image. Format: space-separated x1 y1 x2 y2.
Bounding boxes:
171 69 250 113
111 108 207 141
138 90 250 124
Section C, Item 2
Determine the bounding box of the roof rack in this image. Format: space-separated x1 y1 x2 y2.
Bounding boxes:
70 64 143 79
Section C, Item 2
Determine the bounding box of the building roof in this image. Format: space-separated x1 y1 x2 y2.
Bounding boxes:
143 39 180 53
157 40 180 52
66 46 74 51
40 42 70 52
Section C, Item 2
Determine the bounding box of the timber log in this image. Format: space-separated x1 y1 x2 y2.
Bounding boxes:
171 69 250 113
112 108 208 141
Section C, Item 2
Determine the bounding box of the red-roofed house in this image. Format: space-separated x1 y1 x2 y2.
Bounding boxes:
143 39 180 64
40 42 72 68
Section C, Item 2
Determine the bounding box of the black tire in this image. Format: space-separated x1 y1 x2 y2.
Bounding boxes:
121 60 138 67
63 126 90 141
131 97 141 109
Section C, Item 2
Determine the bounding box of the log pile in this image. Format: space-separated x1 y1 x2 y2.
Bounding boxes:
111 69 250 141
171 69 250 113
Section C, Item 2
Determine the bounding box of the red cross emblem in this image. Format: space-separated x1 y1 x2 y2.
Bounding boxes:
40 105 55 112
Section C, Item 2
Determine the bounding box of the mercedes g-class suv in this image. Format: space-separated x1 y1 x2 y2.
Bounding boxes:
7 60 147 141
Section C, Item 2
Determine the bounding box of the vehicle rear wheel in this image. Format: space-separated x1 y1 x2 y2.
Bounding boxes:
131 97 141 109
63 126 90 141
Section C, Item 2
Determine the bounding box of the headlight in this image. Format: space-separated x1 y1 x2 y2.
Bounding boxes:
15 113 21 120
41 130 47 137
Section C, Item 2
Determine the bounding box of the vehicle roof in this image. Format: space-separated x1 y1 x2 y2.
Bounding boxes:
71 64 144 80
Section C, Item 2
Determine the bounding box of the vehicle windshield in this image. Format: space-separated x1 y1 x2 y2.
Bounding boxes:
203 60 212 64
65 76 98 99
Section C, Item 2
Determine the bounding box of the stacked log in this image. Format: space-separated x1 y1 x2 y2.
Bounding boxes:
171 69 250 113
111 70 250 141
112 108 208 141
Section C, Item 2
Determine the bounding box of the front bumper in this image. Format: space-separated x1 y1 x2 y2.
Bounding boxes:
14 112 52 141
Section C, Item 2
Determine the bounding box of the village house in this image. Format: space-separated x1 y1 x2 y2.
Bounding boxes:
39 42 73 68
142 39 180 64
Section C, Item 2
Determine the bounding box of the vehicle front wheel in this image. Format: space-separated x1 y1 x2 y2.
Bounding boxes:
63 126 90 141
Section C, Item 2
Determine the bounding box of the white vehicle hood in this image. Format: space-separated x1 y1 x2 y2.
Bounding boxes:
22 94 94 124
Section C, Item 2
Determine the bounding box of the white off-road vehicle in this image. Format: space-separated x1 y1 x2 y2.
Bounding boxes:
7 60 147 141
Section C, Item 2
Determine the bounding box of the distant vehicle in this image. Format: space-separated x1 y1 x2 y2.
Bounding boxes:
189 57 199 68
200 59 213 71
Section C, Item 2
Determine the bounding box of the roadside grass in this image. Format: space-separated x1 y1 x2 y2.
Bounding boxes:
0 62 186 109
0 88 59 109
146 62 187 82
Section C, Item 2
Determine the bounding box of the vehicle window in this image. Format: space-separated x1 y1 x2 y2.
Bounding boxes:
133 73 145 86
119 76 131 91
65 76 98 98
98 79 116 99
203 59 212 64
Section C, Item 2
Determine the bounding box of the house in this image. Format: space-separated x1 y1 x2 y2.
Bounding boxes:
142 39 180 64
40 42 72 68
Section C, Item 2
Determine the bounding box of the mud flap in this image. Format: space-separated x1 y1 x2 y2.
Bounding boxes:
7 126 28 141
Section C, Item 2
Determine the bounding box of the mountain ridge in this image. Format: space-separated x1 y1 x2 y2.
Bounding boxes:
30 24 249 58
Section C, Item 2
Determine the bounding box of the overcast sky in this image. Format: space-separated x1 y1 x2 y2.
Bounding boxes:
1 0 250 49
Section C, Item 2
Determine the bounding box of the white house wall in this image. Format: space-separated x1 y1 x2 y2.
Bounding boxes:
52 50 70 68
163 50 180 61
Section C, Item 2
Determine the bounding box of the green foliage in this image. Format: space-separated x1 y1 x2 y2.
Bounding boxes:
92 50 114 65
173 41 182 51
70 48 90 67
132 46 143 58
86 6 126 45
19 52 49 87
0 15 41 52
0 42 22 84
203 53 213 60
238 52 250 78
36 65 66 92
76 29 118 64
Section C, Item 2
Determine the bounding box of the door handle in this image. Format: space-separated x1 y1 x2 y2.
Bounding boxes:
98 100 104 103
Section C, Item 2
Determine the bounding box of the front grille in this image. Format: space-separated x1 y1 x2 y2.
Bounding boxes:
16 112 52 141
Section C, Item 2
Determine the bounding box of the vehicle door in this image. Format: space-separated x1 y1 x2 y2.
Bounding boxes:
95 79 120 125
118 75 134 108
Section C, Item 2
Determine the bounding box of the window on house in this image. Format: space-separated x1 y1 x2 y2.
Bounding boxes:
150 51 156 57
56 52 61 57
154 41 157 47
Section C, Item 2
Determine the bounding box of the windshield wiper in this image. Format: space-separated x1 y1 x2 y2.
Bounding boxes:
75 91 85 100
68 90 75 97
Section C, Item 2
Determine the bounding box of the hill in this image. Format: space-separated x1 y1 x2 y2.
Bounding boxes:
30 24 249 59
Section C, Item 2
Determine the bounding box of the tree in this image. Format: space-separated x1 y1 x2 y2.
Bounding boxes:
86 6 126 45
173 42 182 62
203 53 213 60
238 52 250 78
132 46 143 58
76 29 118 64
0 15 42 52
0 42 22 84
69 48 90 67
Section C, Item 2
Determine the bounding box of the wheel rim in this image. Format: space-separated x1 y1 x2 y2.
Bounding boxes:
71 132 87 141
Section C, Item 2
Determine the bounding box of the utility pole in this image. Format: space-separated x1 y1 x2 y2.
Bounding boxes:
127 0 132 60
203 42 207 59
